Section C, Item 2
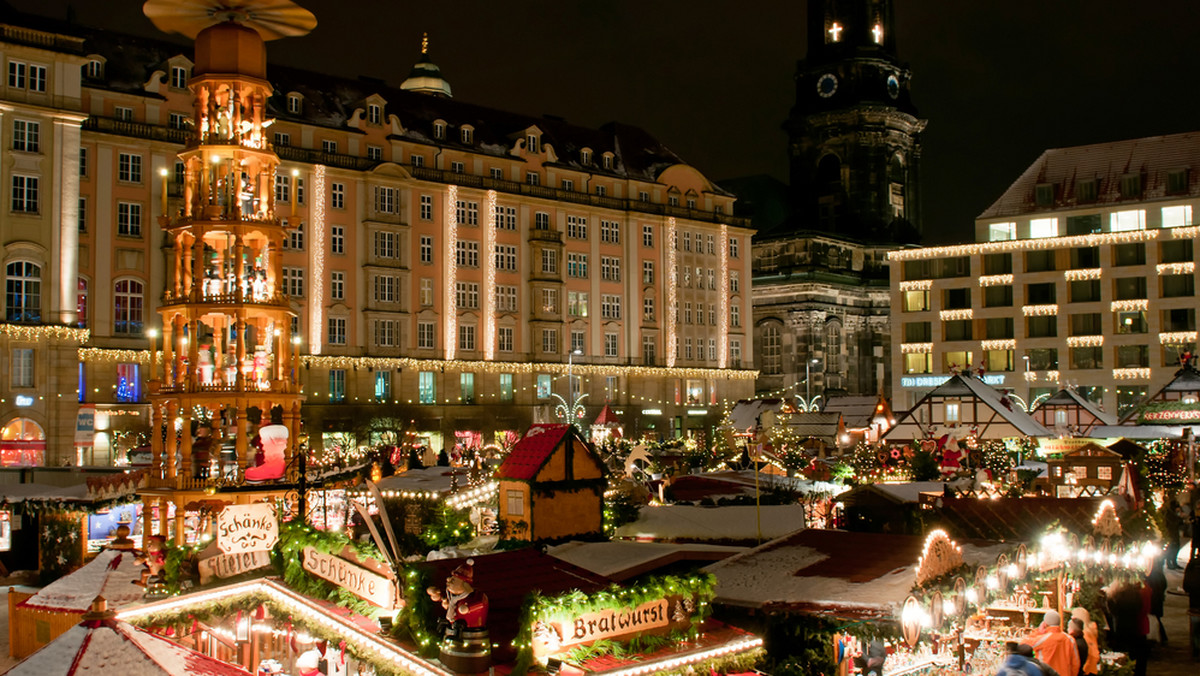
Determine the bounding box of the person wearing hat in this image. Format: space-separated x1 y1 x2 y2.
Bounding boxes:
427 558 489 638
995 641 1043 676
1021 610 1079 676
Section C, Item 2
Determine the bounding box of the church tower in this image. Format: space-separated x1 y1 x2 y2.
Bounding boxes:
786 0 925 241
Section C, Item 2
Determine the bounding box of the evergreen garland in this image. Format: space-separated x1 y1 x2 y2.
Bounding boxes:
272 519 390 619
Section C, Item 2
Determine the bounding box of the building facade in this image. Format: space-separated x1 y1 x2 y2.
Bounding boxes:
0 9 755 465
889 132 1200 417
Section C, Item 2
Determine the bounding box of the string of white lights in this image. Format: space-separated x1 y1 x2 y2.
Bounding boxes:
445 185 458 361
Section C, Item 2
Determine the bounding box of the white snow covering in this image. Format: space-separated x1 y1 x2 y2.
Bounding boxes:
549 540 746 579
613 505 807 542
0 483 88 503
375 466 461 495
706 531 1009 615
861 481 967 505
6 619 251 676
25 550 146 612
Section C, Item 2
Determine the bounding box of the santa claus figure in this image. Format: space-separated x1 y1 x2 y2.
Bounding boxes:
427 559 489 638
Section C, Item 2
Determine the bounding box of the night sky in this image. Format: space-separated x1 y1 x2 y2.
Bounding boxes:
15 0 1200 243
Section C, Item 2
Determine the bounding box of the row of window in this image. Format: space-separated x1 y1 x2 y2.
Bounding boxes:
988 205 1194 241
7 262 142 332
758 322 843 376
903 344 1192 375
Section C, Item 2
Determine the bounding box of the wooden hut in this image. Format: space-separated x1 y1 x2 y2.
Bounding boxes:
494 424 606 542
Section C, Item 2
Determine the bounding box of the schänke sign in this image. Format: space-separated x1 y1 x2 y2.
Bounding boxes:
302 546 396 609
217 503 279 555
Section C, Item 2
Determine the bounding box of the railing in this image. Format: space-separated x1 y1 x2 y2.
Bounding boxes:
527 228 564 243
0 24 86 53
83 116 190 144
161 290 288 307
276 145 379 172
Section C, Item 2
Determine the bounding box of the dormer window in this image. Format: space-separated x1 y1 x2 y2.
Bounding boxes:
669 195 680 207
170 66 189 89
1120 174 1142 199
686 197 696 209
602 153 613 170
526 133 539 154
287 94 302 114
1034 183 1054 207
367 104 381 125
580 148 592 165
83 59 103 79
461 126 473 144
434 121 446 140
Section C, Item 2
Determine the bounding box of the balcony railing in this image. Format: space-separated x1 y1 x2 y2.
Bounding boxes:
83 116 190 144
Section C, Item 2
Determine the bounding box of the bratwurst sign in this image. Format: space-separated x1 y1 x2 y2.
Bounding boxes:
562 598 669 646
302 546 396 609
217 503 279 554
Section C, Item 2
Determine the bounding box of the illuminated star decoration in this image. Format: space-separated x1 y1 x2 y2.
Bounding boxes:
550 392 588 431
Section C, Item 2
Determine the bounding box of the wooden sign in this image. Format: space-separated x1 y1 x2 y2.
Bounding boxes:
198 550 272 584
217 503 279 555
301 546 395 609
558 598 669 647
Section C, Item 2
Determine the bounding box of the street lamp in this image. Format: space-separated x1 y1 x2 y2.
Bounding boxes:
568 348 583 417
805 358 820 410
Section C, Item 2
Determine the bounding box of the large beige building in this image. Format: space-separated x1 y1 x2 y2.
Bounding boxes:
0 10 755 465
889 132 1200 418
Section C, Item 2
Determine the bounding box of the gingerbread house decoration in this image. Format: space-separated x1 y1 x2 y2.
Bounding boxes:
1044 443 1124 495
495 424 606 542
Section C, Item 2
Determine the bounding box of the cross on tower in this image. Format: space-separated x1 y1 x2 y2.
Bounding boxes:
828 22 843 42
872 23 884 44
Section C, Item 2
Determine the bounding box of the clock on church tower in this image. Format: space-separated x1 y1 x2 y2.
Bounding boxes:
784 0 927 243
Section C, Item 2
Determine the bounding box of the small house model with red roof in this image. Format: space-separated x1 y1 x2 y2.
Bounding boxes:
495 424 606 542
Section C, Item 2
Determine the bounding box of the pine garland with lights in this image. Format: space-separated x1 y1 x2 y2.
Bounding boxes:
272 519 391 619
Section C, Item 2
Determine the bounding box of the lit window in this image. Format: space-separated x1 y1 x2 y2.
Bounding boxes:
115 363 139 402
536 374 552 399
329 370 346 402
507 489 524 516
500 373 513 401
1162 205 1193 228
988 222 1016 241
11 348 33 388
1029 218 1058 239
945 401 960 423
113 279 143 334
374 371 391 402
419 371 436 404
1109 210 1145 232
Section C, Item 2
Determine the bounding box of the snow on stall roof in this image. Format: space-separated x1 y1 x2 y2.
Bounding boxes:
5 617 252 676
548 540 746 580
613 505 807 543
846 480 968 505
706 529 1009 618
373 466 465 495
23 550 146 612
0 483 89 502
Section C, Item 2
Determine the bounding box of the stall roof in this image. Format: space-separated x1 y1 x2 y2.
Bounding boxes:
1091 424 1199 440
549 541 746 581
613 505 808 544
705 528 1007 620
5 612 252 676
823 395 885 429
373 466 465 495
0 483 89 503
22 549 148 613
495 424 574 481
667 471 843 503
1034 389 1117 425
842 481 966 506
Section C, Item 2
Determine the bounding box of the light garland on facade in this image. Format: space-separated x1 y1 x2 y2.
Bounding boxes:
1046 370 1060 382
79 347 153 364
976 274 1012 287
887 228 1160 261
1157 261 1195 275
1063 268 1102 281
483 189 497 361
1113 368 1151 380
600 636 764 676
1169 225 1200 239
939 309 973 321
901 342 933 354
309 165 326 355
1110 299 1149 312
445 481 498 510
117 579 453 676
666 217 678 368
719 223 729 369
1022 304 1058 317
1024 372 1038 382
1159 331 1198 344
979 339 1015 351
299 355 759 380
0 324 89 342
899 279 933 291
446 184 458 361
1066 335 1104 348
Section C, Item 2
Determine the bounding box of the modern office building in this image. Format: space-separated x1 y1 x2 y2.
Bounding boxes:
889 132 1200 417
0 7 755 466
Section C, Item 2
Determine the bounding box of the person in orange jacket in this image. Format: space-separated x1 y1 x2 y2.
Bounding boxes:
1022 610 1080 676
1070 607 1101 675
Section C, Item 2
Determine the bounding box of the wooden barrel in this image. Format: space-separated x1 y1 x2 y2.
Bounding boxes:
439 627 492 674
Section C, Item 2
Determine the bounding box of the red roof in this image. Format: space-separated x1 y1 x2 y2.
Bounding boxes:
592 404 620 426
495 424 572 481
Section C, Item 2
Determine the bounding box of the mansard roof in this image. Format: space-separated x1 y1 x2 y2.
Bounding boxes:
979 131 1200 220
